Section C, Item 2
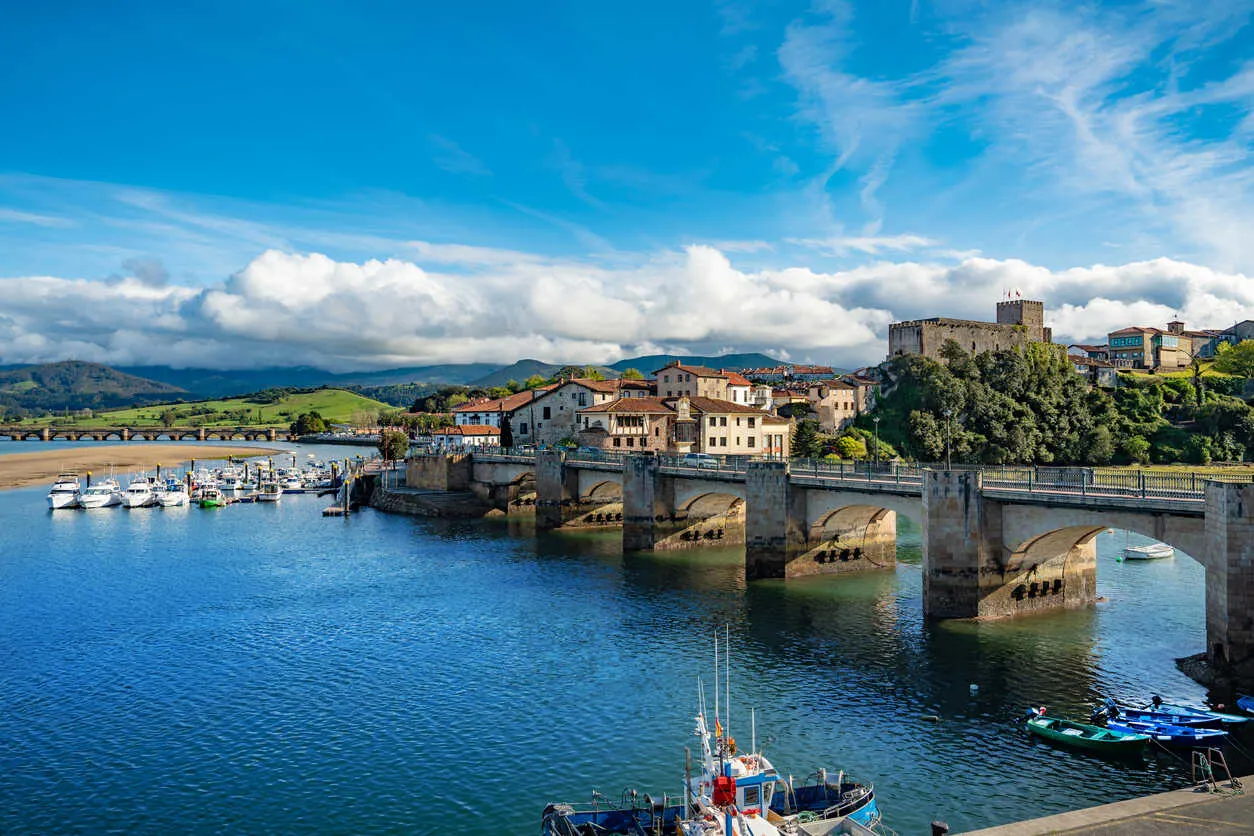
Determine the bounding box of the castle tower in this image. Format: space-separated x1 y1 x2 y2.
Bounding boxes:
996 299 1045 333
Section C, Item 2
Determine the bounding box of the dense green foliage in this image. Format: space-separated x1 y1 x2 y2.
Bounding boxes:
869 343 1254 465
291 411 328 435
377 429 411 462
1213 340 1254 378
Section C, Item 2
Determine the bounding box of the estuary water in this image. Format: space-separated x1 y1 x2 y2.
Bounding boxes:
0 446 1246 834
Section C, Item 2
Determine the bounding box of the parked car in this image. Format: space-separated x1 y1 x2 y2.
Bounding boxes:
681 452 719 470
574 446 604 459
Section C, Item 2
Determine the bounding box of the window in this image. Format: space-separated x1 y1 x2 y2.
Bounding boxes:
663 375 670 382
748 437 755 448
720 437 727 447
736 417 741 426
578 393 587 406
709 417 716 426
613 438 621 447
655 427 659 436
543 407 551 419
720 417 727 427
519 423 528 435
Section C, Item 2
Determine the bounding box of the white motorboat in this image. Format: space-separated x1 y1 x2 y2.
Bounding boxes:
47 473 81 510
1122 542 1174 561
78 478 122 509
257 481 283 503
122 476 157 508
156 481 190 507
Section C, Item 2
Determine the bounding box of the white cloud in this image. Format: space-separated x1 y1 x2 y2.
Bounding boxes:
429 134 492 177
0 208 75 228
1 243 1252 372
787 234 939 255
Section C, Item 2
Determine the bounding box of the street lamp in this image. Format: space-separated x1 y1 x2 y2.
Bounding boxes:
943 409 953 470
872 416 880 471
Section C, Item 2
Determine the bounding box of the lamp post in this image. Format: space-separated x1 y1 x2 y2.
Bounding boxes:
872 415 880 471
943 409 953 470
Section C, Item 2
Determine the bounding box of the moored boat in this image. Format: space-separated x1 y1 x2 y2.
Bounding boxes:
1145 700 1250 726
121 476 156 508
1025 715 1149 753
77 478 122 509
257 481 282 503
47 473 81 510
1120 542 1174 561
1238 695 1254 714
1118 708 1220 728
198 487 227 508
1105 718 1227 747
156 481 190 507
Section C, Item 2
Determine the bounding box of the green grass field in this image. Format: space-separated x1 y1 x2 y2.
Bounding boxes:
33 388 392 428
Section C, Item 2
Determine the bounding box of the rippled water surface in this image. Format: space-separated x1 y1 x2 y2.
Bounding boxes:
1 455 1248 834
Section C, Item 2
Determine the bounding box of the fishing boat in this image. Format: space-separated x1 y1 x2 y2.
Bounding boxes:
77 478 122 509
1025 715 1149 753
1118 708 1220 728
198 486 227 508
47 473 81 510
257 481 282 503
121 476 157 508
1105 718 1227 747
1144 701 1250 726
541 632 882 836
1121 542 1174 561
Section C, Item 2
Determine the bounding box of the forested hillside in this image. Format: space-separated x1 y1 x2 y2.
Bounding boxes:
865 342 1254 466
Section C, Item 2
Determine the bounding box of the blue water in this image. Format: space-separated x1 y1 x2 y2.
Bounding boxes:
0 461 1246 834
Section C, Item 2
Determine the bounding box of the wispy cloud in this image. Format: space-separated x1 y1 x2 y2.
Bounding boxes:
550 139 604 208
787 233 939 255
0 208 75 228
429 134 492 177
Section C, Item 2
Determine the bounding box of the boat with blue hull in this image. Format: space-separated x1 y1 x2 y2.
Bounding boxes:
1146 702 1250 726
542 633 882 836
1105 719 1227 747
1236 695 1254 714
1116 708 1219 728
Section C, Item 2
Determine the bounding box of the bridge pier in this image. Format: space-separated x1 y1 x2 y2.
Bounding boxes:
39 427 50 441
922 470 1003 618
1205 481 1254 684
744 461 807 580
622 453 659 550
535 450 582 530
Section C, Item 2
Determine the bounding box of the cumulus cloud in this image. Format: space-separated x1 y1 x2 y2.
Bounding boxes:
1 244 1251 371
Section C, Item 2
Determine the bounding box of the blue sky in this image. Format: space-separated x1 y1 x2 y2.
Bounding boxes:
1 0 1253 370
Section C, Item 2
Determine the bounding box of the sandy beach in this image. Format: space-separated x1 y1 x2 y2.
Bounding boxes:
0 444 283 491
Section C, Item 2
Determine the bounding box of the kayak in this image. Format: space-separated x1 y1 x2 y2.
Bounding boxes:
1120 708 1220 728
1026 716 1149 753
1151 703 1250 726
1106 719 1227 746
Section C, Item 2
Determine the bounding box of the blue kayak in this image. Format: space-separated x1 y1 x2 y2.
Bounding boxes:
1152 703 1250 726
1238 695 1254 714
1107 719 1228 746
1120 708 1219 728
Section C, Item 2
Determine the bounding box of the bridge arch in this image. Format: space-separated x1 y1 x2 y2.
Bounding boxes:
582 480 622 503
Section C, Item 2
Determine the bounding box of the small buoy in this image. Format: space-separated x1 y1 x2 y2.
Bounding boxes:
969 683 979 693
921 714 940 723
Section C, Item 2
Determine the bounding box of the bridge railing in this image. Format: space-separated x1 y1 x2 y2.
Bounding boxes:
982 467 1254 501
789 459 926 485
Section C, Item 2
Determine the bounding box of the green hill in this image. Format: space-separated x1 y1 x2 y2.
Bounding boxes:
0 361 185 414
31 387 392 428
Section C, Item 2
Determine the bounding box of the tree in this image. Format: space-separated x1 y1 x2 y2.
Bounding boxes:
1121 435 1151 465
160 408 178 428
523 374 548 390
1213 340 1254 378
792 419 822 459
620 367 644 380
834 435 867 459
290 411 328 435
500 416 514 449
377 429 410 462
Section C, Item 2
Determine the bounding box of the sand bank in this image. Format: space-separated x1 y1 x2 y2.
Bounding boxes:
0 444 282 491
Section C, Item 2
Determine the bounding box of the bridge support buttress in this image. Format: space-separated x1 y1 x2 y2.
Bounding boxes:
744 461 807 580
1205 481 1254 685
536 450 581 530
622 453 658 550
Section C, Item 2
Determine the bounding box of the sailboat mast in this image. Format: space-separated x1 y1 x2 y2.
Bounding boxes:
725 624 731 742
713 629 719 732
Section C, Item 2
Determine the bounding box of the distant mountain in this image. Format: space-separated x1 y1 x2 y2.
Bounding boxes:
0 361 185 413
608 352 782 373
468 359 619 388
119 363 500 398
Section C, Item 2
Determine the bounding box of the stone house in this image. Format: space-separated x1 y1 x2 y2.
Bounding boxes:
653 363 730 399
806 379 860 432
718 370 754 406
510 378 626 447
1071 356 1118 388
575 395 789 457
1107 320 1221 370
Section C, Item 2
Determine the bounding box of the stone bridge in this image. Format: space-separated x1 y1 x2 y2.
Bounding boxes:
0 426 293 442
410 449 1254 686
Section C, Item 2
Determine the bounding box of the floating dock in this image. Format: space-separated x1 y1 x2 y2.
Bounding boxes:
959 775 1251 835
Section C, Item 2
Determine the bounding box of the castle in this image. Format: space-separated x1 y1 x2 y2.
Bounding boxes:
887 299 1053 361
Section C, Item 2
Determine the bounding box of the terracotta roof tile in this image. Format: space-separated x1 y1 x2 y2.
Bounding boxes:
434 425 501 436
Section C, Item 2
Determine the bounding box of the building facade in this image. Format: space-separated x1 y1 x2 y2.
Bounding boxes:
888 299 1053 361
1107 320 1224 370
575 395 789 457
